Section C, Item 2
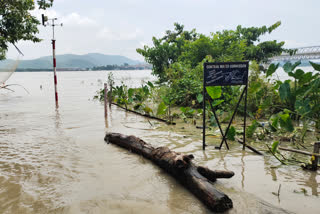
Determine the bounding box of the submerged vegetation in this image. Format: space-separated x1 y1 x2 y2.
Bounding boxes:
96 22 320 169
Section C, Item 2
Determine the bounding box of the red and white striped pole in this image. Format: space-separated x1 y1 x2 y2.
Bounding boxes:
52 39 58 106
42 15 62 107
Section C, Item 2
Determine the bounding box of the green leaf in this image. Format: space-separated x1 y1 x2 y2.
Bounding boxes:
283 62 292 73
147 81 154 88
128 88 134 98
279 113 294 132
288 69 304 80
249 81 262 94
283 61 301 73
295 69 305 80
197 94 203 103
266 63 279 77
142 86 149 95
295 99 311 117
157 102 168 115
246 120 259 138
279 113 290 122
279 82 291 101
269 115 279 132
309 61 320 71
299 72 314 85
180 107 186 113
206 86 222 100
143 106 153 114
211 99 224 108
271 141 279 154
227 126 236 141
157 102 167 116
292 61 301 71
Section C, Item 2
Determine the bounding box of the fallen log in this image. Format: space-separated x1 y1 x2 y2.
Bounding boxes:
104 132 234 212
111 102 176 125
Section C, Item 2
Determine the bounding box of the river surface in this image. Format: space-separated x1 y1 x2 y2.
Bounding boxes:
0 70 319 214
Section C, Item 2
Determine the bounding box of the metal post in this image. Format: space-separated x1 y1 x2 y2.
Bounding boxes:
218 87 246 149
52 39 58 106
42 15 62 107
208 99 228 149
311 142 320 170
203 75 206 150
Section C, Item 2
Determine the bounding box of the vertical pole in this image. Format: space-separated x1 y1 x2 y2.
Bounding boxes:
52 39 58 107
108 83 112 107
243 85 248 150
203 73 206 150
104 83 109 128
104 83 108 117
311 142 320 170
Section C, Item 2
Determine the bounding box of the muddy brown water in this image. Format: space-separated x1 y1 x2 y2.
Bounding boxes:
0 70 319 214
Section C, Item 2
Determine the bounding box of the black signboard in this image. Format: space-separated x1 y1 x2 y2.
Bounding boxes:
204 62 249 86
202 61 249 151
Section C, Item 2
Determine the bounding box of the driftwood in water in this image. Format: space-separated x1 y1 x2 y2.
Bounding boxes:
111 102 176 125
104 132 234 212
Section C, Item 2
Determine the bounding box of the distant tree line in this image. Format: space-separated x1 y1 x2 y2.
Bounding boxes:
16 68 90 72
91 63 151 71
14 63 152 72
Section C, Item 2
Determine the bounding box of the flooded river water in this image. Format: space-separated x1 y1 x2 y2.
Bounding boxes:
0 70 319 213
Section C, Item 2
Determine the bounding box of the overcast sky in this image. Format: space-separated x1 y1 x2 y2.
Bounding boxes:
6 0 320 61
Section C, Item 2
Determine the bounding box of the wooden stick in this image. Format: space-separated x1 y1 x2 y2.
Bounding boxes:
104 83 108 118
278 146 320 157
109 83 112 107
111 102 176 125
311 142 320 170
235 137 263 155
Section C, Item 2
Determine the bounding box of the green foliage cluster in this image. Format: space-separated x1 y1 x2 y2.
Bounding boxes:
245 61 320 146
96 80 156 115
137 22 287 107
137 22 286 83
266 61 320 125
0 0 53 60
135 22 320 146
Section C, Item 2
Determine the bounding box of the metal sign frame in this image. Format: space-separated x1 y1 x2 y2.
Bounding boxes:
203 61 249 150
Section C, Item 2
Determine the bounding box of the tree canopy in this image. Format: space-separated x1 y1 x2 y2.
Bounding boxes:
137 22 288 83
0 0 53 60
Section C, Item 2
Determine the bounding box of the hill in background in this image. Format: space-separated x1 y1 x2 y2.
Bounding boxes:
0 53 142 71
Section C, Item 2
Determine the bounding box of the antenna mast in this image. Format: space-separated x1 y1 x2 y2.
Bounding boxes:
42 14 63 107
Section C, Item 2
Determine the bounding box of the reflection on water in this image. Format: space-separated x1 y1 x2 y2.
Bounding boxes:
241 151 245 189
0 70 319 214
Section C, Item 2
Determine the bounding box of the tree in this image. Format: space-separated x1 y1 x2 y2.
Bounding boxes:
137 22 288 83
236 21 287 62
137 23 197 82
0 0 53 60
